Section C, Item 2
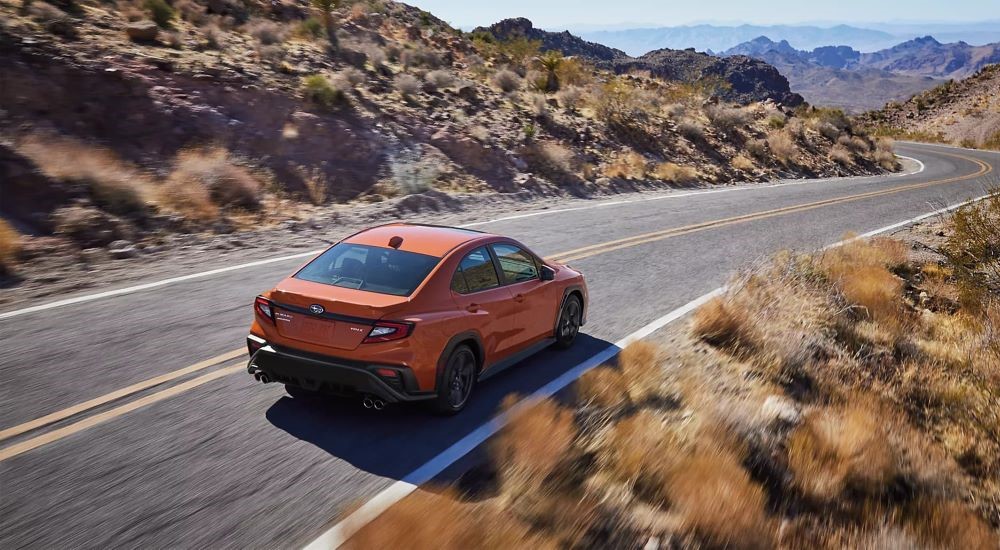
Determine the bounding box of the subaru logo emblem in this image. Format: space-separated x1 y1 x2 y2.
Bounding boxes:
309 304 324 315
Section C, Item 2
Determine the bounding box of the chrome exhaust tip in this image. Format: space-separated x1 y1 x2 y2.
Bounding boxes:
372 399 386 411
362 397 374 409
259 373 271 384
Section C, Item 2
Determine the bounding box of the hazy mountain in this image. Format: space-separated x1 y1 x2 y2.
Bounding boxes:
578 25 896 56
577 22 1000 56
715 35 1000 111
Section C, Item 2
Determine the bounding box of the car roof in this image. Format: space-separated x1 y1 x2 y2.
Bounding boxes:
343 223 493 257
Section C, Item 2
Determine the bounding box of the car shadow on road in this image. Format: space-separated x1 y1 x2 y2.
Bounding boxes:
264 333 613 481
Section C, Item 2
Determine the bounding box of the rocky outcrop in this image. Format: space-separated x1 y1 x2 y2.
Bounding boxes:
607 49 805 106
473 18 626 62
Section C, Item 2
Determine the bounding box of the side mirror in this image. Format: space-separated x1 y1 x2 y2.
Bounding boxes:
540 265 556 281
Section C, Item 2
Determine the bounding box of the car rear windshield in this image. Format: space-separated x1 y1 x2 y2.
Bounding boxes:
295 243 440 296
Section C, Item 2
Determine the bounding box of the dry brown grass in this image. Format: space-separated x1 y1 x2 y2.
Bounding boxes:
492 396 576 482
650 162 697 183
18 134 151 216
160 148 262 221
767 130 798 164
0 219 22 275
602 151 647 179
731 154 755 171
691 295 758 351
830 143 854 166
664 447 777 549
787 402 898 501
345 489 554 550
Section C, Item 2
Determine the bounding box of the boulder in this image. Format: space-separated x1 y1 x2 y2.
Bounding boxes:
125 21 159 42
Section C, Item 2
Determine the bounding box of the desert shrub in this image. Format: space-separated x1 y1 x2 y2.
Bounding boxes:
163 148 262 217
830 144 854 166
817 121 841 141
202 23 224 48
732 154 755 171
678 118 705 141
554 56 591 87
767 113 787 129
400 45 442 69
692 295 758 351
849 135 871 153
492 68 521 93
664 102 686 120
521 141 577 181
336 67 365 89
555 86 582 112
651 162 697 183
767 130 797 164
594 78 646 125
258 43 286 62
28 2 76 36
787 403 898 501
525 70 550 93
602 151 646 179
144 0 175 27
18 135 150 216
301 74 345 109
874 137 898 170
944 189 1000 303
362 43 386 70
247 18 286 44
0 219 22 275
296 17 324 39
529 93 549 120
532 50 563 92
706 105 750 133
982 130 1000 151
665 447 777 549
390 150 439 195
423 69 455 91
493 397 576 481
394 73 421 98
746 138 768 159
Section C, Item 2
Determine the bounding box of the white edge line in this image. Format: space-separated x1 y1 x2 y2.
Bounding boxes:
1 150 930 320
304 190 994 550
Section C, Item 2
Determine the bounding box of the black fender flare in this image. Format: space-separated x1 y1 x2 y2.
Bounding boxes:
435 331 486 391
553 285 586 336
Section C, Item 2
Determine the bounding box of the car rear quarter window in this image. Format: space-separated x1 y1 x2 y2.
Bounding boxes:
492 243 538 283
295 243 439 296
453 247 500 293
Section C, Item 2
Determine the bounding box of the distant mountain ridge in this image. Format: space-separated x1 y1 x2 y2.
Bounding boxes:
717 35 1000 112
577 22 1000 57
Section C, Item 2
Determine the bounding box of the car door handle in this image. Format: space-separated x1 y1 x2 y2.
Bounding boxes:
513 294 525 302
466 303 481 312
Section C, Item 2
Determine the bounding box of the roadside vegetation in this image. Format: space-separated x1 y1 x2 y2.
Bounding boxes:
347 189 1000 549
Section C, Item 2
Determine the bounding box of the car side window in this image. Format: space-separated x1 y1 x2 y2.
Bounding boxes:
454 247 500 293
492 243 538 283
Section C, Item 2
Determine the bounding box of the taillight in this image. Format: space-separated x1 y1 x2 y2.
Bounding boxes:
255 296 275 323
362 321 413 343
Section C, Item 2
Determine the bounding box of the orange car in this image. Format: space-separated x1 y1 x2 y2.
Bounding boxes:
246 223 587 414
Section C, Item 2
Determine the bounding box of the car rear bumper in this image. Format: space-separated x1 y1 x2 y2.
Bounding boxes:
246 336 434 403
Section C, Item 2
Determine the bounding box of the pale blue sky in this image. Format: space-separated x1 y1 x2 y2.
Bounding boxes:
405 0 999 30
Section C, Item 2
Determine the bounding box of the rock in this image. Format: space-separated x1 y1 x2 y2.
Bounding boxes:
79 247 108 264
52 206 132 247
455 84 478 102
108 240 138 259
125 21 159 42
761 395 801 425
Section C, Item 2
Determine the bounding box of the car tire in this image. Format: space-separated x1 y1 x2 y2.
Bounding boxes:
431 344 477 415
554 295 582 350
285 384 321 400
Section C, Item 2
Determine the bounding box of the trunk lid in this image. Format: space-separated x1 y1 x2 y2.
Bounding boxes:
269 278 410 351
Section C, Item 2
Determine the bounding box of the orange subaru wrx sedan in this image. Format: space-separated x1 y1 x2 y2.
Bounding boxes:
246 223 587 414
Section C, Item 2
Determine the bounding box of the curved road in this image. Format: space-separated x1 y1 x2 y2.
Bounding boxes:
0 142 997 548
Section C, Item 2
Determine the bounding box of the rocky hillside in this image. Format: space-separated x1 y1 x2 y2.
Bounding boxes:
0 0 892 283
472 19 803 106
719 35 1000 112
861 64 1000 150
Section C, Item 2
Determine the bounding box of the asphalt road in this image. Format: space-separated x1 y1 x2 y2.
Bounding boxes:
1 142 997 549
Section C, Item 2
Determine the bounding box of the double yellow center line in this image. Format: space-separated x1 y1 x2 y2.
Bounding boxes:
0 151 990 461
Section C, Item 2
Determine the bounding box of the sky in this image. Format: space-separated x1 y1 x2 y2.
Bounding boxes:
404 0 1000 30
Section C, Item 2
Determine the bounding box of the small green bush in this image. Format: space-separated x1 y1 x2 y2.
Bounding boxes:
145 0 175 28
302 74 345 110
